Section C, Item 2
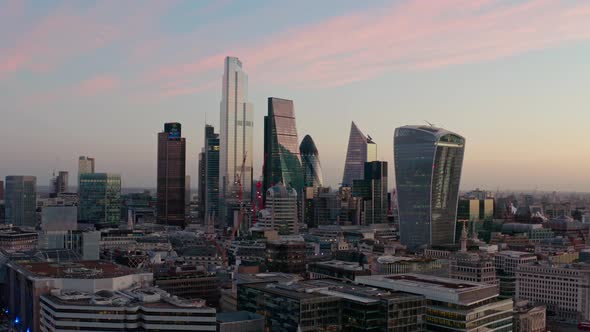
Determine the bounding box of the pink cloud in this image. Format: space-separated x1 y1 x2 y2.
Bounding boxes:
77 75 120 96
145 0 590 95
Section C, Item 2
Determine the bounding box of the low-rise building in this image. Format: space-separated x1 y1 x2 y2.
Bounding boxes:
494 250 537 298
0 227 37 252
513 300 546 332
40 287 216 332
374 255 443 275
516 262 590 323
5 260 153 331
449 252 497 284
357 274 514 332
216 311 265 332
308 260 371 281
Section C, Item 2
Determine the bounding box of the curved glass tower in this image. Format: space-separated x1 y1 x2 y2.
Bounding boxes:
394 125 465 250
342 122 377 187
299 135 323 188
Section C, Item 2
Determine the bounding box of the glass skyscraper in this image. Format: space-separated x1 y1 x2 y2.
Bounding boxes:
5 176 37 227
299 134 323 188
352 161 388 225
205 127 220 220
263 97 303 199
198 125 216 218
219 56 253 218
157 122 186 228
342 122 377 187
78 173 121 228
394 125 465 250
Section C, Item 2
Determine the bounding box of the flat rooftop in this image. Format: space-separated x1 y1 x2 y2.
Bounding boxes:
11 260 136 279
217 311 264 323
357 274 499 306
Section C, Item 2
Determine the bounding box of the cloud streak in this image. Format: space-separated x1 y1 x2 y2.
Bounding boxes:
149 0 590 95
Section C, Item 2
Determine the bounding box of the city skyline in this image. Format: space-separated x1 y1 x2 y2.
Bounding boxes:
2 1 590 191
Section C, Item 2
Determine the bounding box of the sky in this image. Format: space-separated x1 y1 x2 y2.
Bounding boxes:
1 0 590 192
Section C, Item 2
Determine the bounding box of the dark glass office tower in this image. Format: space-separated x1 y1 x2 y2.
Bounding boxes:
353 161 388 225
198 125 216 218
394 125 465 250
79 173 121 228
342 122 377 187
263 98 303 200
205 128 220 220
299 135 323 188
5 176 37 227
157 123 187 228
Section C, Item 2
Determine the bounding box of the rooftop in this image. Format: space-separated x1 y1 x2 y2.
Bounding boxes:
357 273 499 305
10 260 136 279
45 287 213 311
217 311 264 323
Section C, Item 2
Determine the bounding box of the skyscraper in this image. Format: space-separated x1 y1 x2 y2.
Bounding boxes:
5 176 37 227
157 122 187 228
198 125 218 219
394 125 465 250
342 122 377 187
299 135 323 188
353 161 388 225
205 128 220 220
78 173 121 228
263 97 303 200
51 171 69 195
78 156 94 193
0 180 4 201
219 56 253 221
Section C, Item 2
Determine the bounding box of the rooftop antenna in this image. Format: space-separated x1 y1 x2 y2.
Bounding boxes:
424 120 435 127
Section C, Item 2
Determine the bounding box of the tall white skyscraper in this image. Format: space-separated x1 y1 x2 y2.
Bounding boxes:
219 57 253 222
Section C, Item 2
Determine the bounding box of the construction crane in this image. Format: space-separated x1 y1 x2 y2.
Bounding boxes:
214 152 248 267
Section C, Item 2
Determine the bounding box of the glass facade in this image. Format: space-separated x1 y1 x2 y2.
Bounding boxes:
157 123 186 227
5 176 37 227
394 126 465 250
299 134 323 188
342 122 377 187
263 98 303 198
353 161 388 225
219 56 253 219
78 173 121 228
205 133 220 219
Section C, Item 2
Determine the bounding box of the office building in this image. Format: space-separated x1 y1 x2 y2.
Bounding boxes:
257 183 299 234
39 287 216 332
5 260 154 332
299 134 323 188
5 176 37 227
495 250 537 298
77 156 95 190
217 312 265 332
353 161 388 224
513 300 546 332
0 227 38 251
154 269 220 308
0 179 4 200
50 171 69 195
205 126 220 220
219 56 254 222
78 173 121 228
263 97 303 200
394 125 465 249
516 262 590 323
358 274 513 332
41 205 77 231
198 124 217 218
238 282 340 332
342 122 377 187
157 122 186 228
449 252 497 285
266 239 307 274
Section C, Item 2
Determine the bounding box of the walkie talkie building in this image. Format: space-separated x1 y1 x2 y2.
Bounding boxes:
394 125 465 250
